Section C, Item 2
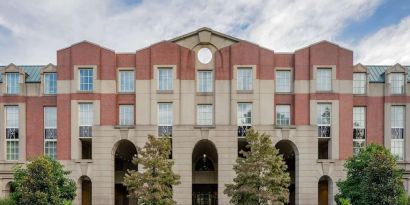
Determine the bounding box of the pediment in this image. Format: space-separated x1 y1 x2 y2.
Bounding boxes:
353 63 368 73
41 63 57 74
170 27 240 49
2 63 24 74
386 63 407 74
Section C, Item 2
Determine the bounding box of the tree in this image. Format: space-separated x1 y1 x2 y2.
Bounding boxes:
224 129 291 205
335 144 407 205
11 156 76 205
124 135 181 205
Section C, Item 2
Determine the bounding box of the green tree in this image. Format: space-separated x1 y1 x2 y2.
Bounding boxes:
335 144 407 205
124 135 180 205
11 156 76 205
224 129 290 205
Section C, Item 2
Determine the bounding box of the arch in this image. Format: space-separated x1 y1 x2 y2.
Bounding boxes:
318 175 333 205
275 140 299 205
4 181 14 197
192 139 218 205
113 139 137 205
78 176 92 205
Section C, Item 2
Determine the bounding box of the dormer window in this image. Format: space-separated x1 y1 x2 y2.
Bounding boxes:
44 73 57 94
390 73 405 94
6 73 20 94
353 73 366 94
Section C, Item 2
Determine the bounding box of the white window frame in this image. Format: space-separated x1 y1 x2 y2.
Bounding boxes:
6 73 20 95
79 103 93 138
237 103 252 126
391 105 405 160
353 73 366 94
276 105 291 126
390 73 405 95
158 103 173 136
276 70 291 93
316 68 332 92
197 104 213 125
5 106 19 160
317 103 331 138
44 72 57 95
44 107 57 159
119 105 134 126
158 68 173 91
119 70 135 93
237 68 253 91
79 68 93 91
197 70 213 93
353 107 366 155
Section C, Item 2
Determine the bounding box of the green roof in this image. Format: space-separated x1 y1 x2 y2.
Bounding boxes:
0 65 45 83
366 65 410 83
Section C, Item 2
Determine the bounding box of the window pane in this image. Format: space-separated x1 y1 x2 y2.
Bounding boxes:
7 141 19 160
79 104 93 126
6 106 19 128
79 69 93 91
276 71 291 92
237 68 252 90
197 71 213 92
45 141 57 160
119 105 134 125
390 73 404 94
276 105 290 126
6 106 19 160
237 103 252 125
316 69 332 91
353 73 366 94
119 70 135 92
7 73 20 94
391 106 405 160
44 73 57 94
317 104 331 138
158 68 173 90
44 107 57 128
158 103 172 125
353 107 366 155
197 104 213 125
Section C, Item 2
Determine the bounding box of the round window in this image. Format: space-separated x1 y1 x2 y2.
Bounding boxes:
197 48 212 64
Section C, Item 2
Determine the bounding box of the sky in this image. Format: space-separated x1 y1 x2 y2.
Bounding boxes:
0 0 409 65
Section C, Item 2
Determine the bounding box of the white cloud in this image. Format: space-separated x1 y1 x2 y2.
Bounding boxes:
353 16 410 64
0 0 401 65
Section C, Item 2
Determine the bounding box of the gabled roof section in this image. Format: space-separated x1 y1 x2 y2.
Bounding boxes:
366 65 410 83
0 65 47 83
296 40 353 52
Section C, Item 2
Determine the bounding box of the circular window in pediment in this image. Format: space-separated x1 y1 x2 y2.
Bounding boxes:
197 48 212 64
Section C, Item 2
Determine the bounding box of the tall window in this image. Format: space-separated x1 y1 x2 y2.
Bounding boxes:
391 106 405 160
79 103 93 138
237 68 252 91
119 70 135 92
237 103 252 137
353 73 366 94
158 103 172 136
317 103 331 138
276 105 290 126
6 106 19 160
79 69 93 91
119 105 134 126
44 107 57 159
390 73 405 94
353 107 366 155
316 68 332 91
276 70 291 92
6 73 20 94
44 73 57 94
197 104 213 125
158 68 173 91
197 71 213 92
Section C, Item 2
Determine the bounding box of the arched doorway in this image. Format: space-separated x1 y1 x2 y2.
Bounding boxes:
192 140 218 205
79 176 92 205
318 176 333 205
276 140 298 205
114 140 137 205
4 181 15 197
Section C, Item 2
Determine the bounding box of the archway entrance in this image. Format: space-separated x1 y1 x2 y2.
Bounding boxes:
79 176 92 205
192 140 218 205
114 140 137 205
318 176 333 205
276 140 297 205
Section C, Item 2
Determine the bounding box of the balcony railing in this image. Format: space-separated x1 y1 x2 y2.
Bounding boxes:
318 126 331 138
158 126 172 137
238 126 252 137
79 126 92 138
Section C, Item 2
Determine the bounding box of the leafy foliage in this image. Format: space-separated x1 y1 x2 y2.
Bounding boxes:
335 144 406 205
124 135 180 205
0 197 14 205
11 156 76 205
224 129 290 205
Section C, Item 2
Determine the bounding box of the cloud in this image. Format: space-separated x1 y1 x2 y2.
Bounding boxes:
0 0 403 65
353 16 410 64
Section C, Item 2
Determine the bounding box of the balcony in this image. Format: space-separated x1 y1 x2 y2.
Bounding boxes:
79 126 92 138
237 125 252 137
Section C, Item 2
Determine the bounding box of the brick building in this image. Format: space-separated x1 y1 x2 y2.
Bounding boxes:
0 27 408 205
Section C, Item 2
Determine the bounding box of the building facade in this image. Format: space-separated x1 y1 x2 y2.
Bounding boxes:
0 28 409 205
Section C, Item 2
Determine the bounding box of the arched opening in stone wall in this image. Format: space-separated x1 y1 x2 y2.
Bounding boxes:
79 176 92 205
114 140 137 205
192 139 218 205
276 140 298 205
318 175 333 205
4 182 15 197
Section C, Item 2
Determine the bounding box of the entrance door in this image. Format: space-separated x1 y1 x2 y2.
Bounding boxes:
192 184 217 205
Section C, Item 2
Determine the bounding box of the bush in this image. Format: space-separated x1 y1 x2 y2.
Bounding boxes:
0 197 14 205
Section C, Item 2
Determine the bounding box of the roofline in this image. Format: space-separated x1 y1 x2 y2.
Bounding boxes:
295 40 353 52
57 40 115 52
169 27 242 43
